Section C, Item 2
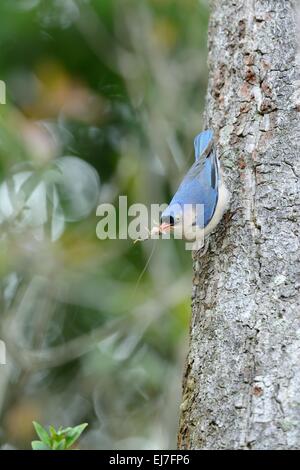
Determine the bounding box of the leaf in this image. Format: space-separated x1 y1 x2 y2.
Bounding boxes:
31 440 50 450
60 426 72 436
49 425 57 438
65 423 88 449
52 438 66 450
32 422 88 450
32 421 51 447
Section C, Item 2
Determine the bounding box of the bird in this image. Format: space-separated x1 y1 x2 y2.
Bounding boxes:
158 129 230 244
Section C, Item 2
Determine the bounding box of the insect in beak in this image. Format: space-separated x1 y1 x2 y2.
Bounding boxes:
159 223 173 234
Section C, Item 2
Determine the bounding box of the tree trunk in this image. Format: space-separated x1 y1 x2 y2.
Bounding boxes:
178 0 300 450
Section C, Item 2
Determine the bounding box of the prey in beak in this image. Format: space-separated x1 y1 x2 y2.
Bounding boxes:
158 215 174 234
133 215 175 244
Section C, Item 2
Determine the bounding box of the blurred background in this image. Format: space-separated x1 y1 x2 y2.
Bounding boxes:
0 0 209 449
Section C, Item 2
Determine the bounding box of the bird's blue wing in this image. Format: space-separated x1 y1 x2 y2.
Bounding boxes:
170 132 219 227
194 129 214 161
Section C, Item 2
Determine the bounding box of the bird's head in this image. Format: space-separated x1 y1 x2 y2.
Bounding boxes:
159 202 198 240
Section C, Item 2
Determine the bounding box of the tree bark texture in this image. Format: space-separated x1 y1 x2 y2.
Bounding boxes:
178 0 300 450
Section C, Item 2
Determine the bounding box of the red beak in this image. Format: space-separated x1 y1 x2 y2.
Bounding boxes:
159 223 173 234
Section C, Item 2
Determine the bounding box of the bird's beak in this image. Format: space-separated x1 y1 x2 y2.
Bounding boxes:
159 223 173 234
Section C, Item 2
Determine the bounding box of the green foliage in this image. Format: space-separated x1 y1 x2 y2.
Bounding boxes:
0 0 209 450
32 422 88 450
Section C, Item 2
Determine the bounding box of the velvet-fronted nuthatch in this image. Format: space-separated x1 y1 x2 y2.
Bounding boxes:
159 130 230 242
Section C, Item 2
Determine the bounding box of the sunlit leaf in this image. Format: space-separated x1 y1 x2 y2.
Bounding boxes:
52 438 66 450
65 423 88 449
32 421 51 447
31 440 50 450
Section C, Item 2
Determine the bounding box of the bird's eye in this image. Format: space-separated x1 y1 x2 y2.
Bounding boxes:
160 215 174 226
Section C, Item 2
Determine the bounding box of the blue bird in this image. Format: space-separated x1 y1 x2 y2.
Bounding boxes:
159 130 230 242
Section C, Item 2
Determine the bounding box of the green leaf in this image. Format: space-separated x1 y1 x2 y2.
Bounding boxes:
52 438 66 450
31 440 50 450
49 425 57 439
65 423 88 449
32 421 51 447
59 426 72 436
32 422 88 450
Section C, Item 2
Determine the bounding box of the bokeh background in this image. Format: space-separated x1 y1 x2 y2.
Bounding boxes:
0 0 209 449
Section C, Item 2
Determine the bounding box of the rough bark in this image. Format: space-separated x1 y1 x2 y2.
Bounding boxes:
178 0 300 450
